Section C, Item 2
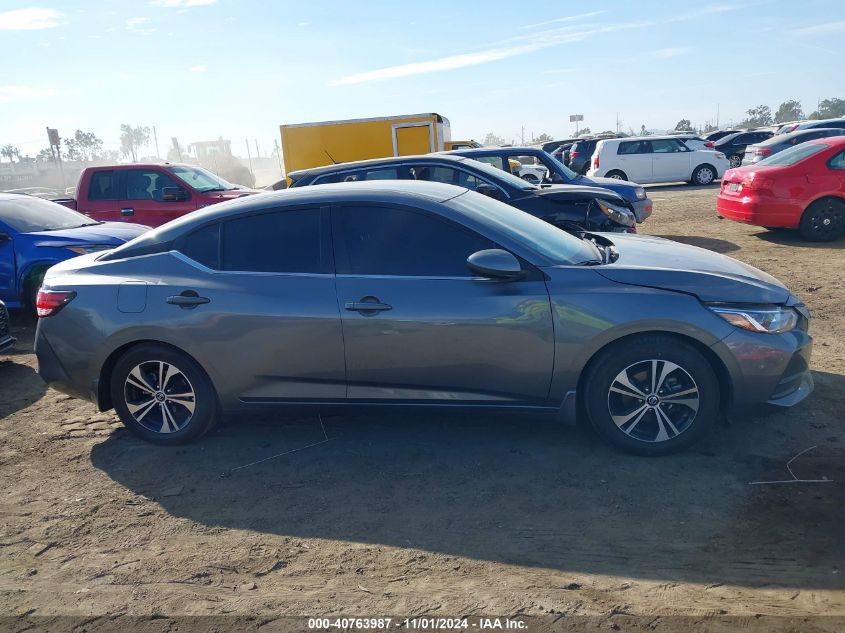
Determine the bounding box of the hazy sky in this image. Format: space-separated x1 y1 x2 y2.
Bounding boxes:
1 0 844 158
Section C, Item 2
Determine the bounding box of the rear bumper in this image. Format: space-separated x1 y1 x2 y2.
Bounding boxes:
35 329 93 402
716 192 801 228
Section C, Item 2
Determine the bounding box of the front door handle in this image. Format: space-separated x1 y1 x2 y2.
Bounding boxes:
167 290 210 309
345 296 392 315
121 208 135 217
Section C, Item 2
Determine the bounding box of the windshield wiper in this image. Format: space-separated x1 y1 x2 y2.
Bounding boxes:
202 187 234 193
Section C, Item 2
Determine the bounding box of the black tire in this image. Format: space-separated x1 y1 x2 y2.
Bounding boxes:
798 198 845 242
583 335 719 456
691 164 716 186
728 154 742 168
605 170 628 181
25 268 47 315
111 343 218 445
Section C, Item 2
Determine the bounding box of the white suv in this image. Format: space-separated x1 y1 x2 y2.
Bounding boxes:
586 136 729 185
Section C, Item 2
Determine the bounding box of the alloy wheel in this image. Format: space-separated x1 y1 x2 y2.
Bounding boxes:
807 202 843 239
729 155 742 168
124 360 197 434
607 359 700 443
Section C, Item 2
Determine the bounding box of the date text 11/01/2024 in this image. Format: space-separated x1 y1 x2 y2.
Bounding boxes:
307 618 528 630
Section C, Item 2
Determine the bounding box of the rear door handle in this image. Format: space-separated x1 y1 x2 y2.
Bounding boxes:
121 208 135 217
167 291 210 308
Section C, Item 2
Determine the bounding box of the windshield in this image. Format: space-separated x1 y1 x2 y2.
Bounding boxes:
459 158 537 190
0 196 99 232
447 191 601 265
544 151 579 179
166 165 236 193
757 142 829 167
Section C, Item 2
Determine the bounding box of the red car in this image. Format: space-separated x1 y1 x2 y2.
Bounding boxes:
717 136 845 241
58 163 260 228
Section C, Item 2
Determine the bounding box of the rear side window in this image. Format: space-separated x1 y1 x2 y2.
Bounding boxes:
336 205 494 277
758 142 829 166
412 165 485 190
650 139 685 153
181 223 220 269
472 155 506 170
828 151 845 170
88 171 119 200
221 209 324 273
314 167 401 184
617 141 650 155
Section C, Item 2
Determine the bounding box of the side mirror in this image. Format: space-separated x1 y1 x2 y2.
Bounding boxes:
161 186 189 202
0 231 10 242
475 183 500 199
551 173 565 184
467 249 524 280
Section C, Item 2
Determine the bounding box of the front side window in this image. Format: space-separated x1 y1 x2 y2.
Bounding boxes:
412 165 484 190
88 170 119 200
221 208 323 273
125 169 180 201
336 205 494 277
472 155 506 170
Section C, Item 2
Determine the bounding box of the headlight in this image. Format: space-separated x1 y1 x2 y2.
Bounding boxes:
634 187 646 200
709 305 799 334
65 245 113 255
595 199 636 227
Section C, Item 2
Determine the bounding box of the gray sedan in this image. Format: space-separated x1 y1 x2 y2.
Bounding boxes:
742 128 845 165
35 181 813 455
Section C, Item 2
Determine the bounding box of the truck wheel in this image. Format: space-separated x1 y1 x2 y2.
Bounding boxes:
583 335 719 456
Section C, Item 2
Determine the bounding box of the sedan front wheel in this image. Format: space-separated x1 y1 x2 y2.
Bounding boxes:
583 335 719 455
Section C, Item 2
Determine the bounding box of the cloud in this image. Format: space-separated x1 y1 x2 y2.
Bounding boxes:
297 21 310 27
0 85 57 104
190 64 207 72
541 68 576 75
520 10 606 30
330 44 542 86
0 7 61 30
792 20 845 35
150 0 216 7
126 16 155 34
649 47 690 59
330 4 741 86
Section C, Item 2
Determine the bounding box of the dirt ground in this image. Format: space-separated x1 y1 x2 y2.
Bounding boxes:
1 184 843 631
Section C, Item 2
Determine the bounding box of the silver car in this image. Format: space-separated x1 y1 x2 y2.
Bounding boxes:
35 181 813 455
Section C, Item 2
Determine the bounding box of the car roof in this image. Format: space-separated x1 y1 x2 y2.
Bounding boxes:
441 146 546 155
759 128 845 145
289 154 470 179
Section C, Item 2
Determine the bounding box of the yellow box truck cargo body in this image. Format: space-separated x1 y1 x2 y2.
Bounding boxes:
280 113 451 175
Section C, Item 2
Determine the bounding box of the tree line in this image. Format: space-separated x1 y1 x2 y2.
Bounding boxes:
0 124 152 164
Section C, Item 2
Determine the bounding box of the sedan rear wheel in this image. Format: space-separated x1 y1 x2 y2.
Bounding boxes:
584 335 719 455
111 344 218 444
799 198 845 242
728 154 743 168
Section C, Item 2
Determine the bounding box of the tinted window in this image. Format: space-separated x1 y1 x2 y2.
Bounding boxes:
618 141 651 155
125 169 180 201
412 165 484 190
222 209 323 273
314 167 401 184
337 206 494 277
650 139 684 153
88 170 119 200
829 151 845 170
181 223 220 269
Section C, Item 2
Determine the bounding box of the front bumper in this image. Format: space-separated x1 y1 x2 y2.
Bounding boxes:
632 198 653 223
716 324 813 409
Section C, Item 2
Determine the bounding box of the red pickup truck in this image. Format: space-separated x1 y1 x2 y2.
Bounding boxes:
58 163 260 227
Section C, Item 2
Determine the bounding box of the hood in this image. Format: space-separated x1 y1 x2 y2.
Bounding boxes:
594 234 791 304
531 184 628 205
580 175 638 189
26 222 150 245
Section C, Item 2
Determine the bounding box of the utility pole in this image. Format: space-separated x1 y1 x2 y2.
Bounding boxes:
254 138 260 158
245 139 253 175
153 126 160 159
520 126 525 144
616 112 619 134
716 104 720 129
274 139 283 180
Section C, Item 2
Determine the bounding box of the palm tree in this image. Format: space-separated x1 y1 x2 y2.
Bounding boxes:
1 144 20 163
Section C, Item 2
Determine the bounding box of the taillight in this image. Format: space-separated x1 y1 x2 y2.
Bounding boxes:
593 155 600 169
704 141 714 149
742 174 775 191
756 148 772 156
36 289 76 318
570 150 579 160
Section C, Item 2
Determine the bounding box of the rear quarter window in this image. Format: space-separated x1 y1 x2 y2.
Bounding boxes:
88 171 120 200
180 223 220 269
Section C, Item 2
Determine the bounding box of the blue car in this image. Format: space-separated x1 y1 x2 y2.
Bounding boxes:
0 193 149 310
444 147 653 223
